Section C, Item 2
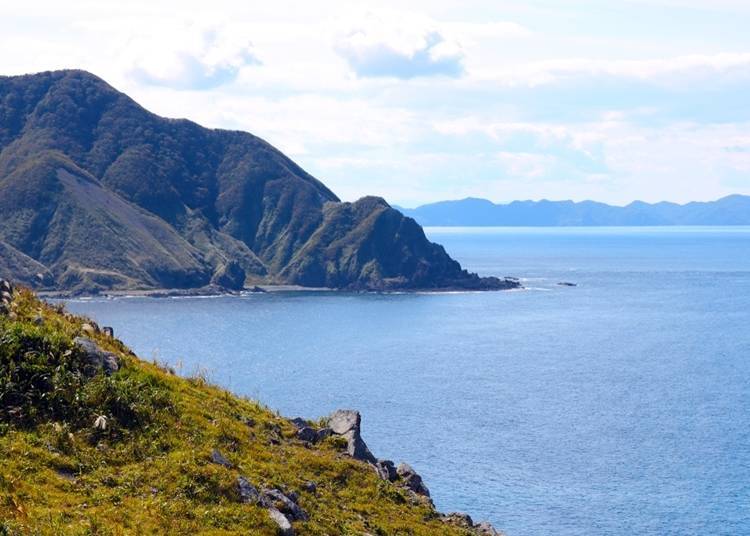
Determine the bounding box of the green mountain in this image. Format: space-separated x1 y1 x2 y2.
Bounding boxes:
0 70 517 294
0 281 502 534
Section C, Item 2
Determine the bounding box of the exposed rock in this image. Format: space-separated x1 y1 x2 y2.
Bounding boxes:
101 326 114 337
474 521 502 535
439 512 474 528
301 481 317 493
262 488 309 521
209 449 232 468
373 459 397 482
297 426 318 443
237 476 261 504
73 337 119 376
210 260 246 291
557 281 577 287
289 417 308 430
316 427 332 442
327 409 376 463
268 508 294 535
396 463 430 497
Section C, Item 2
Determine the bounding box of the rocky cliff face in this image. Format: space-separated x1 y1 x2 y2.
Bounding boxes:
0 70 518 293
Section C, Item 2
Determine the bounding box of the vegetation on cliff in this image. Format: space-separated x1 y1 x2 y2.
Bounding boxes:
0 284 499 535
0 70 518 294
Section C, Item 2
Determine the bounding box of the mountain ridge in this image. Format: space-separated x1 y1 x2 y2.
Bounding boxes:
395 195 750 226
0 70 518 294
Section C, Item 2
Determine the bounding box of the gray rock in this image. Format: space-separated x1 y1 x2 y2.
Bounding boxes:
439 512 474 528
474 521 502 535
237 476 261 504
301 481 317 493
102 326 114 337
316 427 332 442
262 488 309 521
396 463 430 497
73 337 119 376
268 507 294 535
373 459 397 482
328 409 359 435
289 417 308 429
210 449 233 468
296 426 318 443
327 409 376 463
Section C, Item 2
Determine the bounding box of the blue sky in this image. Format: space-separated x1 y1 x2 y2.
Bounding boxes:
2 0 750 206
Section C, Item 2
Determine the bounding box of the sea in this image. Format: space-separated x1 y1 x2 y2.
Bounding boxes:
63 226 750 535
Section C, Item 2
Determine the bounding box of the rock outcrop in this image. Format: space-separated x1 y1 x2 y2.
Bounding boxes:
73 336 119 376
327 409 377 463
0 70 520 294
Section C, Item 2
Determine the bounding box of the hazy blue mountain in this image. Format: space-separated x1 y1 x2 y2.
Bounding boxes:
395 195 750 226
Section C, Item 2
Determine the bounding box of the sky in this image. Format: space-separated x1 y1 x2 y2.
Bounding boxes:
2 1 750 207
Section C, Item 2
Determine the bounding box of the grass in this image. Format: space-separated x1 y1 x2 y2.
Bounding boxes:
0 289 473 535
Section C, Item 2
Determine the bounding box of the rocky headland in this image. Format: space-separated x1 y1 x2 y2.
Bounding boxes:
0 70 519 296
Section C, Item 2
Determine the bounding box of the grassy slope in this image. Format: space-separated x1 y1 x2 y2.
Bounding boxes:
0 289 471 535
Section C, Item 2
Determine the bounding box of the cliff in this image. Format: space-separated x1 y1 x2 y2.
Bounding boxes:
0 70 518 294
0 282 502 535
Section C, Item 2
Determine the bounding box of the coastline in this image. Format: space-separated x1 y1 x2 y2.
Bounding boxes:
39 278 523 300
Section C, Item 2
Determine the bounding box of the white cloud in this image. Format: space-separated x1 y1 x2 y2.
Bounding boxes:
334 11 464 79
128 24 261 89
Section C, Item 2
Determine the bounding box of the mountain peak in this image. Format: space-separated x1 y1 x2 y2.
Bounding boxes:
0 70 518 293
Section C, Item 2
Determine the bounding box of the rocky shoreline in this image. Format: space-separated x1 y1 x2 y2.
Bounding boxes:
38 277 522 300
239 408 503 535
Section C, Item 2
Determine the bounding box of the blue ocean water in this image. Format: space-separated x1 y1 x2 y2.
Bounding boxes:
64 227 750 535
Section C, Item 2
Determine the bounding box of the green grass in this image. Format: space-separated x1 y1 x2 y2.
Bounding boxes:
0 289 473 535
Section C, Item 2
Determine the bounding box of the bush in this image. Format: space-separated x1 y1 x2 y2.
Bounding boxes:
0 318 173 435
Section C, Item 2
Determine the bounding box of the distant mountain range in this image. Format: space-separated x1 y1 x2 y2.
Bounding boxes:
395 195 750 226
0 70 517 294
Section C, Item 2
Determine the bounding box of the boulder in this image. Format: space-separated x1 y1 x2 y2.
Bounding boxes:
237 476 261 504
327 410 376 463
396 463 430 497
373 459 397 482
73 337 119 376
289 417 308 429
439 512 474 528
316 427 332 442
474 521 502 535
102 326 114 337
268 508 294 536
210 260 246 291
301 481 317 493
296 426 318 443
262 488 309 521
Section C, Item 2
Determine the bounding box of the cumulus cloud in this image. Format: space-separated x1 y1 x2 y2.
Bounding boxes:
335 13 464 79
130 26 261 90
